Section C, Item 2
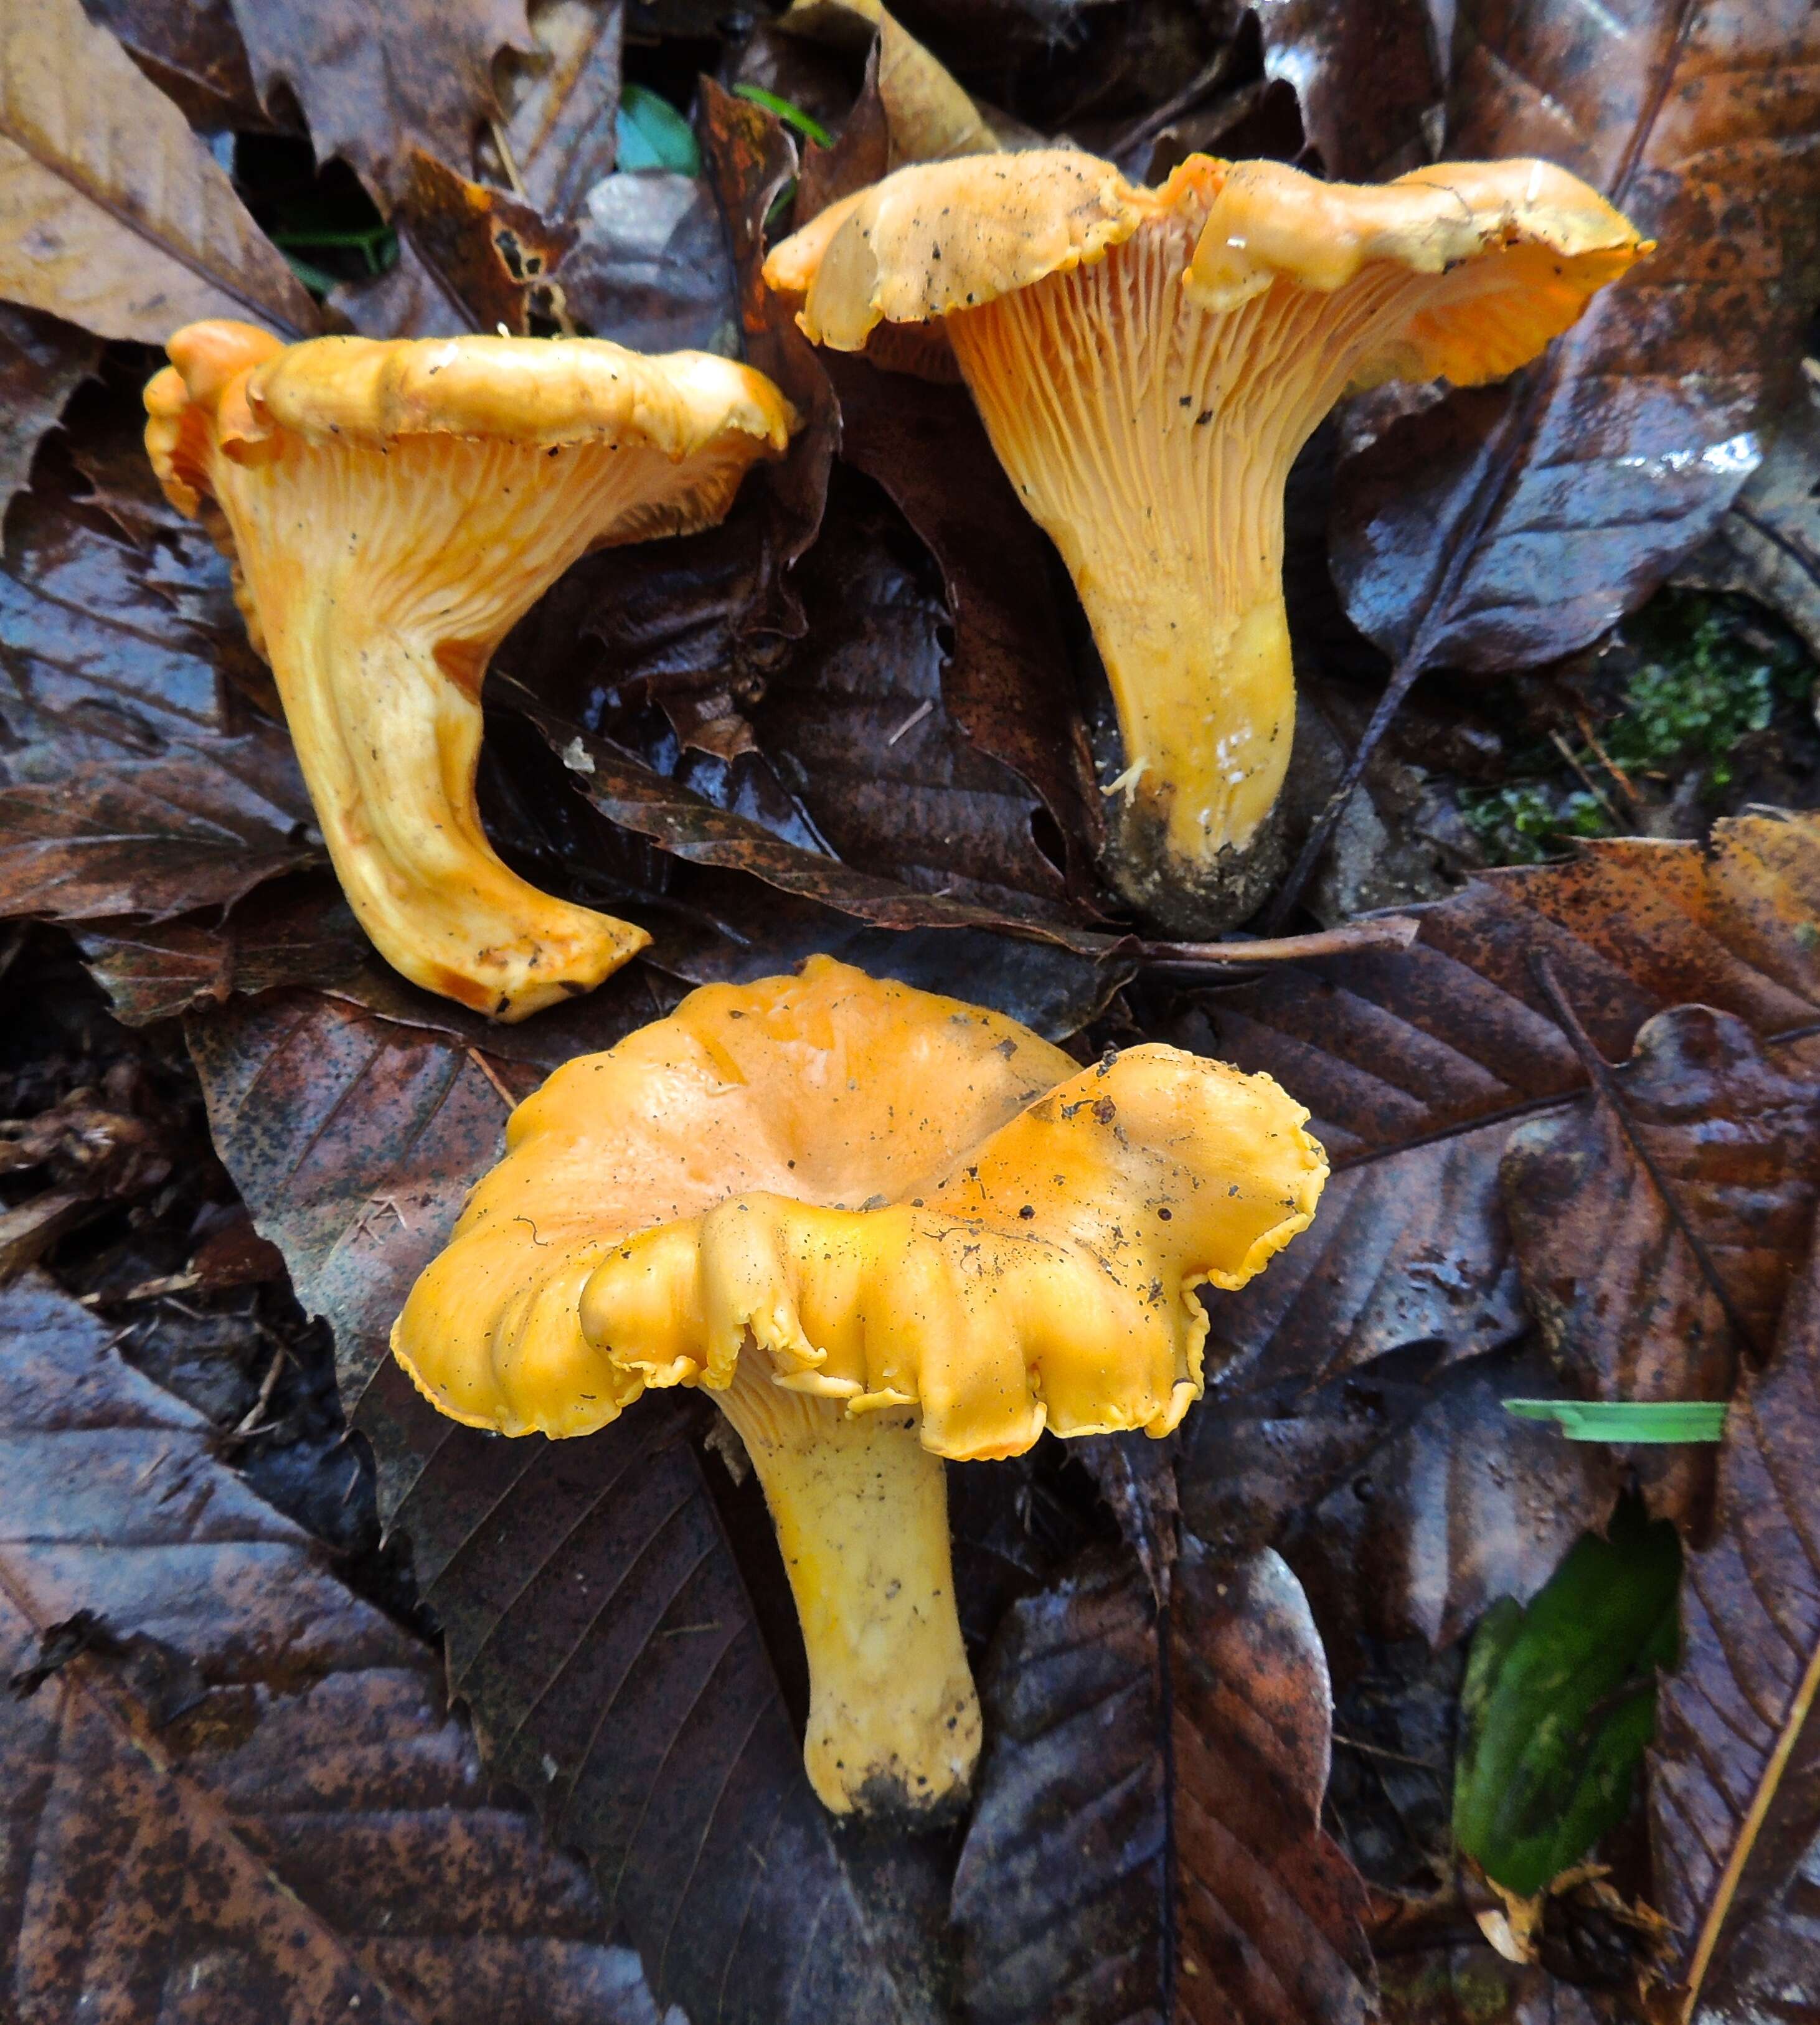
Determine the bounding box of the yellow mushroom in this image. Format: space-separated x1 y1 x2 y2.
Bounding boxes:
765 152 1648 931
144 322 796 1019
392 955 1326 1818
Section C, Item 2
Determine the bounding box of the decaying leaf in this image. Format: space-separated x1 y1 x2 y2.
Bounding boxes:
0 740 320 924
80 0 276 135
0 302 98 518
0 1272 681 2025
953 1543 1373 2025
0 0 316 341
1677 377 1820 664
557 169 740 354
1332 0 1820 677
332 148 574 338
229 0 535 209
1501 1007 1820 1524
1651 1234 1820 2012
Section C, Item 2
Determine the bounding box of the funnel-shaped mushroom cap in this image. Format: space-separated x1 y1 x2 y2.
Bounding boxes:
766 151 1647 932
392 955 1326 1817
145 323 796 1019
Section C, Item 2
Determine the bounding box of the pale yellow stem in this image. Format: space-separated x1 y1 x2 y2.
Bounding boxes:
713 1348 980 1820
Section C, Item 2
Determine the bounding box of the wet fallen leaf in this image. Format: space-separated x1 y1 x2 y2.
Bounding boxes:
1650 1235 1820 2013
1184 1348 1621 1671
0 1271 681 2025
1501 1006 1820 1526
1677 379 1820 664
557 169 740 353
0 740 319 923
1687 1824 1820 2025
0 303 98 519
228 0 534 210
0 0 316 341
1252 0 1441 178
953 1542 1374 2025
1331 0 1820 677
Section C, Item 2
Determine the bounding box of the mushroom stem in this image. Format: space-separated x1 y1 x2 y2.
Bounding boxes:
712 1346 979 1822
945 223 1433 934
262 597 643 1021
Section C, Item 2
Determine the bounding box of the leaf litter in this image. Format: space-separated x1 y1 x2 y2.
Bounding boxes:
2 1 1820 2020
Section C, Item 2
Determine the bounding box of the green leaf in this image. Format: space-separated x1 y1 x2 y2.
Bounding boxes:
1454 1499 1681 1897
1504 1399 1730 1443
615 85 702 175
732 82 834 149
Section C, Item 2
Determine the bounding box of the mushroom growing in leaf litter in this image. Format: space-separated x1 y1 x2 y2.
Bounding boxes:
392 956 1327 1818
765 152 1648 932
144 322 796 1019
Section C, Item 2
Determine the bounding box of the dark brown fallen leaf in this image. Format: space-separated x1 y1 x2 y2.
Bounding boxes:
1181 1345 1620 1671
1377 1944 1609 2025
1501 1006 1820 1526
952 1542 1373 2025
0 302 98 517
821 354 1107 900
1331 0 1820 680
227 0 535 210
0 379 270 782
557 170 741 354
1073 1431 1180 1604
1198 817 1820 1407
1251 0 1441 178
80 0 278 134
750 463 1082 913
506 679 1111 949
0 1272 681 2025
0 0 316 341
1686 1824 1820 2025
186 986 959 2025
486 0 624 224
0 739 320 923
1650 1232 1820 2011
1676 379 1820 663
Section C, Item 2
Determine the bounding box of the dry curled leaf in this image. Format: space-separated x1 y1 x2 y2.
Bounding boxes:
0 0 316 341
0 1272 681 2025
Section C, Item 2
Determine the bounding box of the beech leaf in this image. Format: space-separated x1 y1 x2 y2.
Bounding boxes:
0 1272 680 2025
0 0 316 342
1331 0 1820 676
1651 1234 1820 2011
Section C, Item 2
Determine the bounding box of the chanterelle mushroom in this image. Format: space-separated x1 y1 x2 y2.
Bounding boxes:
765 153 1648 931
144 322 795 1019
393 955 1326 1817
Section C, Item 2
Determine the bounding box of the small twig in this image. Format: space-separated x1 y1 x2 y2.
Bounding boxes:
1125 913 1420 968
466 1047 517 1110
885 698 933 747
1262 654 1428 933
1108 40 1242 157
1528 951 1763 1362
1332 1732 1448 1773
220 1346 288 1445
1575 710 1639 814
1549 728 1621 828
489 117 530 201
